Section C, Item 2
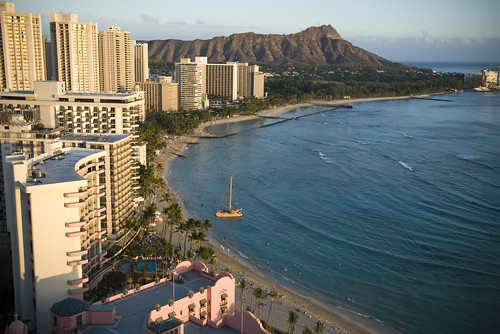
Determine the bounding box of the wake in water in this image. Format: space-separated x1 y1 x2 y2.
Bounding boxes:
399 161 413 171
316 150 335 164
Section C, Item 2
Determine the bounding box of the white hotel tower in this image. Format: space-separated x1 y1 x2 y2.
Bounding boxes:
4 143 108 333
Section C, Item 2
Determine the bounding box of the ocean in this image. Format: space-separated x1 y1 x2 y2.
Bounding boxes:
167 91 500 334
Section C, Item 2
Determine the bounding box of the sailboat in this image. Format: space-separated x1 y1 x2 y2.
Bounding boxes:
215 176 242 218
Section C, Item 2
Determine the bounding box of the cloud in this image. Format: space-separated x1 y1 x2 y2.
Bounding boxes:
140 13 159 24
195 19 206 25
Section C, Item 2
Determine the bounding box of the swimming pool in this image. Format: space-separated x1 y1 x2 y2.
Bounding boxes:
119 261 157 272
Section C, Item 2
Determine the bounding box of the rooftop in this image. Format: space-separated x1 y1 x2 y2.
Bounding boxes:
60 133 131 144
27 149 103 186
51 298 89 317
83 270 214 333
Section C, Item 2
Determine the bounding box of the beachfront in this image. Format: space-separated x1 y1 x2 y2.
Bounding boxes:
152 97 423 334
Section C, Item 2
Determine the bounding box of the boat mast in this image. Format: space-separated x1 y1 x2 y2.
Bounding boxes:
229 176 233 212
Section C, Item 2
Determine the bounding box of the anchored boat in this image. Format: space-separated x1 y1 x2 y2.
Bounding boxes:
215 176 242 218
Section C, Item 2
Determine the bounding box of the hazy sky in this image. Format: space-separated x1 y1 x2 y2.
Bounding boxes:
15 0 500 63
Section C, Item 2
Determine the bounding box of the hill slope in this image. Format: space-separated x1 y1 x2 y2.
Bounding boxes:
146 25 400 67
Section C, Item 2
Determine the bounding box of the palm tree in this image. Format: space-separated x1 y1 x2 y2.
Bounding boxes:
313 321 326 334
128 261 137 284
266 289 279 325
199 246 215 265
238 278 246 334
164 202 183 243
238 278 246 311
202 219 213 232
302 326 313 334
160 192 172 205
288 311 299 334
253 287 267 319
142 203 157 231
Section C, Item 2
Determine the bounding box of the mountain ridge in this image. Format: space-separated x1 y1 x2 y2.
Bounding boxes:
146 25 402 68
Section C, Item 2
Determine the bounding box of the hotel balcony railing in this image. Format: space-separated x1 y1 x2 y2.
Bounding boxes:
67 258 88 267
68 275 89 286
82 231 107 247
64 192 105 208
76 162 105 175
65 229 87 238
66 248 87 257
64 184 105 198
82 207 106 222
87 236 107 249
68 284 89 295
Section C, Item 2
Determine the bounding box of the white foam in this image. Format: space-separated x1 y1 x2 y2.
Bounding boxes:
318 151 335 164
399 161 413 171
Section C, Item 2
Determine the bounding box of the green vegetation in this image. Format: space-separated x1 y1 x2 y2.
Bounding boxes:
263 64 480 101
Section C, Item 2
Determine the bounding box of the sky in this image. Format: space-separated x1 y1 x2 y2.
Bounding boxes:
14 0 500 63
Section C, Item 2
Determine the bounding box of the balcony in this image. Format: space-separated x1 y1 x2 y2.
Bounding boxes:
66 249 87 257
64 184 105 198
65 230 86 238
67 258 88 267
68 285 89 295
68 276 89 285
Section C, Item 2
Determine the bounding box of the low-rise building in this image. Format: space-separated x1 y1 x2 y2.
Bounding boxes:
50 261 268 334
139 76 179 112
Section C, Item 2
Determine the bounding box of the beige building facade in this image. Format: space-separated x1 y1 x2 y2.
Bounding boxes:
139 76 179 112
206 62 238 102
0 2 45 91
0 81 145 137
133 40 148 83
99 26 134 93
4 144 107 333
49 13 100 93
174 57 208 111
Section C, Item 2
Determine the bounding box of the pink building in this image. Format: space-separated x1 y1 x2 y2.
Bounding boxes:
50 298 115 333
49 261 267 334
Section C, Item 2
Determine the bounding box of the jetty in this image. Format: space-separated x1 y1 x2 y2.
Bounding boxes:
191 104 352 138
256 104 352 129
410 96 453 102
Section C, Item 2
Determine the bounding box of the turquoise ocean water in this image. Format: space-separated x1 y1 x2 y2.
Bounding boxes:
167 91 500 334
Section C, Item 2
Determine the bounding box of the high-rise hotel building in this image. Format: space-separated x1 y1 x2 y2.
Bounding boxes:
206 62 238 102
133 40 148 83
4 143 108 333
49 13 100 93
99 26 133 93
174 57 208 111
0 2 45 91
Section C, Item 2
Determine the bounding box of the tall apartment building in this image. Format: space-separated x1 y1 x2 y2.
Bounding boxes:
4 143 108 333
206 62 238 101
133 40 148 83
0 2 45 91
50 13 100 93
174 57 208 111
237 63 265 98
99 26 133 93
139 76 179 112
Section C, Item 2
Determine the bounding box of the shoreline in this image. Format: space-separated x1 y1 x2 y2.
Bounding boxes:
155 95 425 333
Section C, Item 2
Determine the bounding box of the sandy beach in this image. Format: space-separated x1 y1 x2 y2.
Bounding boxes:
153 97 413 334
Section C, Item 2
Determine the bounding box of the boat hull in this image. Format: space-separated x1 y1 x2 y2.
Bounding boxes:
215 209 242 218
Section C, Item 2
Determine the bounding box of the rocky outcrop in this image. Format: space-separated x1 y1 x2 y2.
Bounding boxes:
146 25 400 67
